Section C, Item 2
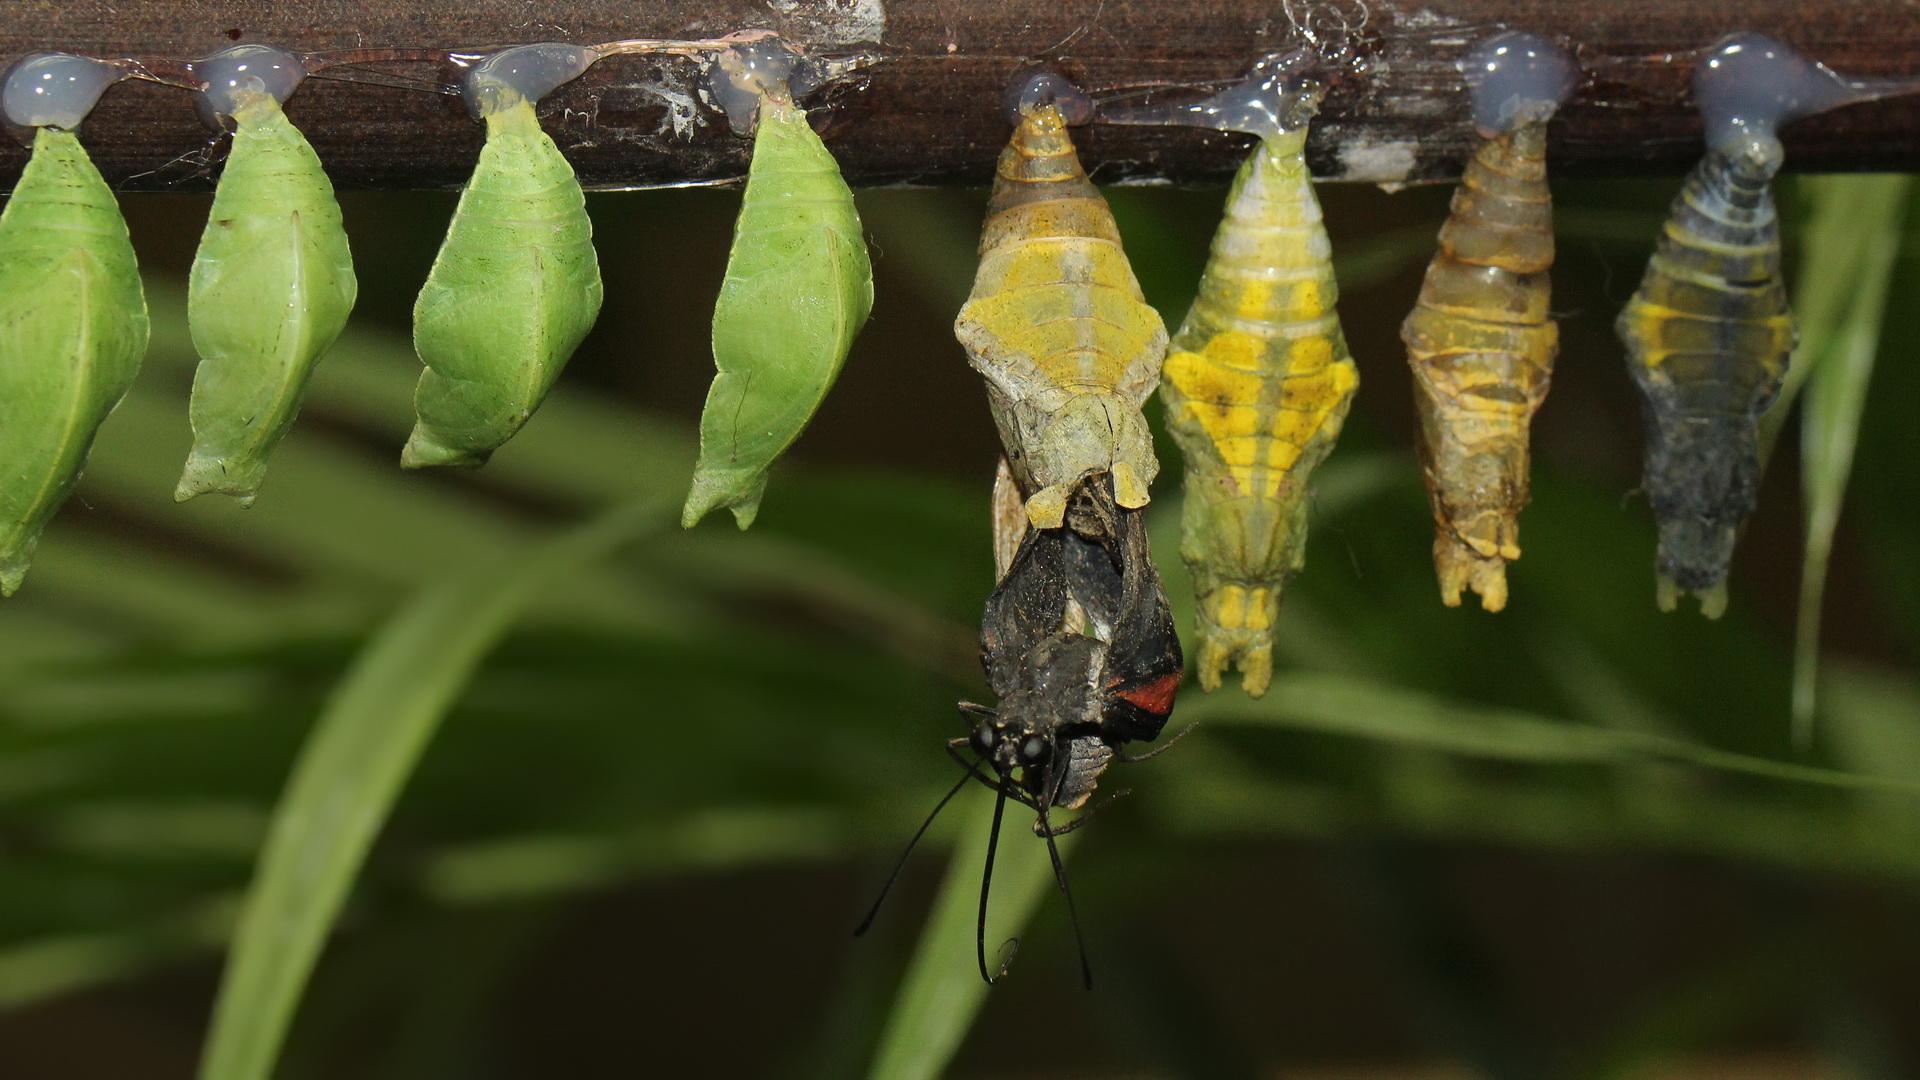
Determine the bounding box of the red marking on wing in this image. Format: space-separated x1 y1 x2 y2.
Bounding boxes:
1114 673 1181 717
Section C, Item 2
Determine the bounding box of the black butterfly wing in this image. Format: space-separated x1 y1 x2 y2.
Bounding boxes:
980 519 1070 700
1098 501 1184 744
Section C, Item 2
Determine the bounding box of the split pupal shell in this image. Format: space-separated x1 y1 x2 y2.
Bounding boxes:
406 97 601 469
179 93 356 504
682 93 873 529
954 104 1168 530
1615 142 1793 618
1400 120 1557 613
1161 127 1357 697
0 127 150 596
989 454 1026 583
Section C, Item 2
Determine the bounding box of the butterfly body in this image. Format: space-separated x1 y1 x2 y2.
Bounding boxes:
972 474 1183 821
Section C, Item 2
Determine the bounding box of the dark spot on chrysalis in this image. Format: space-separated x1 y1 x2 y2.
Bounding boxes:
225 28 244 41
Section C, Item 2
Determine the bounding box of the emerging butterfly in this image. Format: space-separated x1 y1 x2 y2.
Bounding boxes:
1103 53 1358 697
1401 32 1577 611
178 44 357 504
407 42 603 469
857 469 1184 987
683 39 873 529
954 70 1169 532
0 53 149 597
1615 33 1898 616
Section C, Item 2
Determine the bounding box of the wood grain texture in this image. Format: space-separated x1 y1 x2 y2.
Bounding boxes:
4 0 1920 190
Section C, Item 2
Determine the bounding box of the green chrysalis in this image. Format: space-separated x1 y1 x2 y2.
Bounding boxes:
407 45 601 469
682 42 873 529
0 125 150 595
180 60 356 504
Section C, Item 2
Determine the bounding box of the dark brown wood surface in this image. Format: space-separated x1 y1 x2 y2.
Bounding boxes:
4 0 1920 190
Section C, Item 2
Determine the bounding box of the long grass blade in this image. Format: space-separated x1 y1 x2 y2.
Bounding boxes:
1787 175 1910 748
1821 665 1920 831
196 493 671 1080
1182 672 1920 799
1760 181 1874 463
866 784 1067 1080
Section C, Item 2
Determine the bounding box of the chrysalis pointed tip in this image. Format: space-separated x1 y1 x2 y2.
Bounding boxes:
1655 574 1680 613
1237 652 1273 699
1472 565 1510 612
1654 574 1728 618
0 564 23 597
1699 582 1730 620
175 456 264 506
681 470 766 530
1194 639 1227 693
400 430 488 470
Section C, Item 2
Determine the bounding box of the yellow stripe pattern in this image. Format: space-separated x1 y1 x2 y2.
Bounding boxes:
1163 126 1357 696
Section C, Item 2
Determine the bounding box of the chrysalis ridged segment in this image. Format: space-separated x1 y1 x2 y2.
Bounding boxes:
1615 141 1792 619
406 97 601 468
955 103 1168 531
1400 120 1557 613
0 127 150 596
180 92 356 504
1610 31 1877 619
1159 126 1357 697
683 92 873 529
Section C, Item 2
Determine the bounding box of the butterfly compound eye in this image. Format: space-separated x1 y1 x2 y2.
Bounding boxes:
972 726 996 757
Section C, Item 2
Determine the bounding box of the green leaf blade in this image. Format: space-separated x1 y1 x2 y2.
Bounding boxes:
866 785 1066 1080
196 495 668 1080
1783 174 1910 746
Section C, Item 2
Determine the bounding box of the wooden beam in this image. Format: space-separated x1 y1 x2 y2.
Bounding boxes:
4 0 1920 190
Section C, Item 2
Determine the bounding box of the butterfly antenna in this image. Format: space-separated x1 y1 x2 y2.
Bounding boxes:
1038 761 1095 990
854 766 975 936
977 779 1012 984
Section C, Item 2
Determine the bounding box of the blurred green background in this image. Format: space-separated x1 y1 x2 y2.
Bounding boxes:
2 162 1919 1080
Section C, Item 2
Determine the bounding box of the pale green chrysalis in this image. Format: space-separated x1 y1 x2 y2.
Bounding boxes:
179 45 356 504
682 42 873 529
406 44 602 469
0 56 150 597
